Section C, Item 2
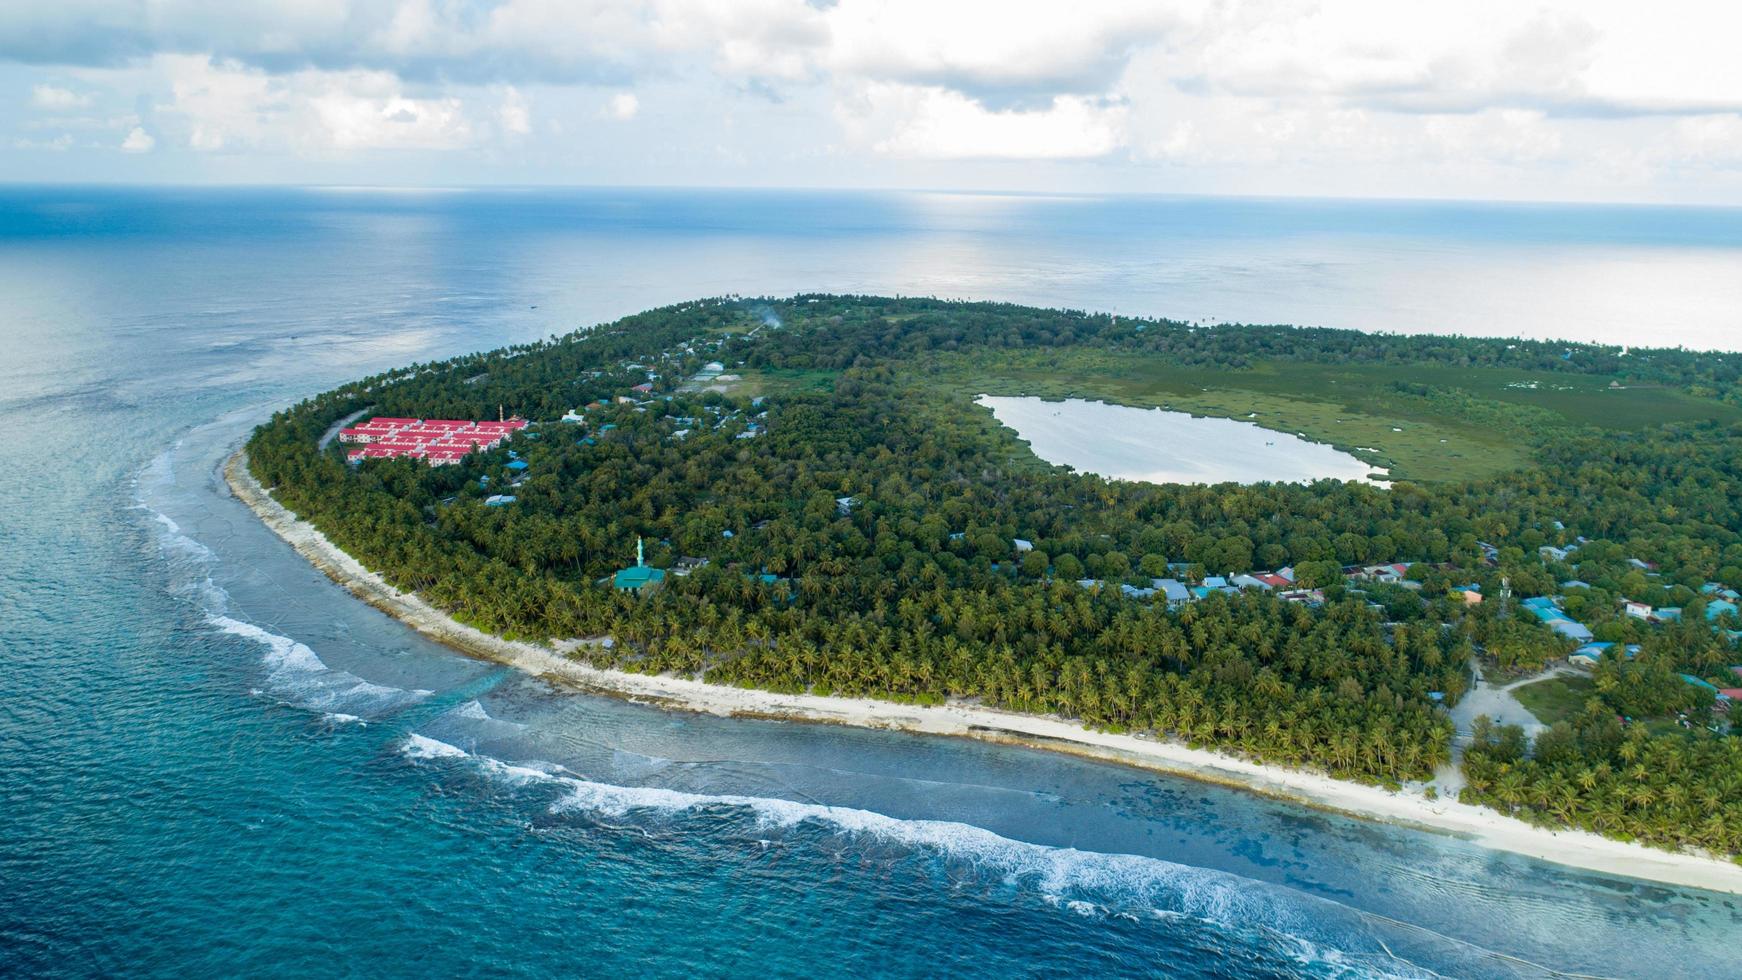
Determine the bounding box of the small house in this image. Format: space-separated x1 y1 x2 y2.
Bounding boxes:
1549 620 1594 642
671 557 709 577
1153 579 1192 608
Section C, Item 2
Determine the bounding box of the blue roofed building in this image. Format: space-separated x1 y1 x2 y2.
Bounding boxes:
1153 579 1192 608
1549 620 1594 642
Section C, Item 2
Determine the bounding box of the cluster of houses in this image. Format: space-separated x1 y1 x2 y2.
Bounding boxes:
559 345 766 445
340 416 528 466
564 391 769 444
1074 565 1325 609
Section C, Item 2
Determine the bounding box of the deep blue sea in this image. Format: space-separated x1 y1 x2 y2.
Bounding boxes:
2 186 1741 979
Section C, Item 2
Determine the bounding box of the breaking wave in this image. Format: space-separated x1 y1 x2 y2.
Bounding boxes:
398 735 1454 979
212 614 429 717
137 443 428 721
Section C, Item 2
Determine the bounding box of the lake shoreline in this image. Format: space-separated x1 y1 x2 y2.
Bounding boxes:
224 447 1742 896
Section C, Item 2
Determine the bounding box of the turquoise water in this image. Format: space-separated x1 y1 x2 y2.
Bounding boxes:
3 187 1741 979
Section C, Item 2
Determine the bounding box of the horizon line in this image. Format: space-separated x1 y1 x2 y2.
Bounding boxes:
2 179 1739 213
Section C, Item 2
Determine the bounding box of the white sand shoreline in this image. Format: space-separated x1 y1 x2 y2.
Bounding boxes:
224 448 1742 895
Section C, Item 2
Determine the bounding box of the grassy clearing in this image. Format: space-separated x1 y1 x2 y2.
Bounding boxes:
733 367 840 397
917 348 1741 483
1513 675 1598 727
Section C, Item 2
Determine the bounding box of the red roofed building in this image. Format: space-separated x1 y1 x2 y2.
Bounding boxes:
343 414 520 465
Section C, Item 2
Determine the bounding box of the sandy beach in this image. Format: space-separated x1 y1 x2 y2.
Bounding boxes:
225 448 1742 895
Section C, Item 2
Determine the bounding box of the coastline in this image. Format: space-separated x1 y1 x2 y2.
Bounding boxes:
224 447 1742 895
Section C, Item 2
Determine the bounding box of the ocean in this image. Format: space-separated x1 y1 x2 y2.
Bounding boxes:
1 186 1739 979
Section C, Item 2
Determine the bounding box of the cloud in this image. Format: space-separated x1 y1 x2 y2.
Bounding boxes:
1168 1 1742 119
499 86 531 134
14 133 74 150
3 1 1742 198
1670 115 1742 168
311 90 471 150
30 83 92 108
819 1 1186 108
156 55 476 154
842 82 1126 159
606 91 638 120
120 125 154 151
0 1 661 84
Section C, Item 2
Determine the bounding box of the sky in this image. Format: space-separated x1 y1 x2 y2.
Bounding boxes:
4 0 1742 204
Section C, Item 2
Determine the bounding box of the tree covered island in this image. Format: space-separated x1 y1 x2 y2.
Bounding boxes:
247 296 1742 858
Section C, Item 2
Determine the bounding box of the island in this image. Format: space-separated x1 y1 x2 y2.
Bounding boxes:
236 295 1742 890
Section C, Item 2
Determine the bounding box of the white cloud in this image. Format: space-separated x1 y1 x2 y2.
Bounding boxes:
845 83 1126 159
3 1 1742 198
499 86 531 134
1670 115 1742 168
30 83 91 109
120 126 154 152
310 89 471 150
14 133 74 150
157 55 476 153
820 0 1189 103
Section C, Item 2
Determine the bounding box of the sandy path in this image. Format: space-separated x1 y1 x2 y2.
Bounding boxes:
225 448 1742 895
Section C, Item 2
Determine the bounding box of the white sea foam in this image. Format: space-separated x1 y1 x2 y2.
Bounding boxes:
211 614 428 717
137 446 429 721
145 507 216 560
395 734 1434 978
452 700 492 721
404 734 470 761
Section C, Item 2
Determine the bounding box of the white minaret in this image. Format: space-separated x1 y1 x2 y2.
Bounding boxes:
636 536 644 568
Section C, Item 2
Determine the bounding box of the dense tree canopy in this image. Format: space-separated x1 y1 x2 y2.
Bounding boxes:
248 296 1742 852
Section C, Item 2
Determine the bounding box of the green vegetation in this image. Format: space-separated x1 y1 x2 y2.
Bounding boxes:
247 295 1742 855
1465 714 1742 856
925 349 1742 482
1514 676 1596 727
